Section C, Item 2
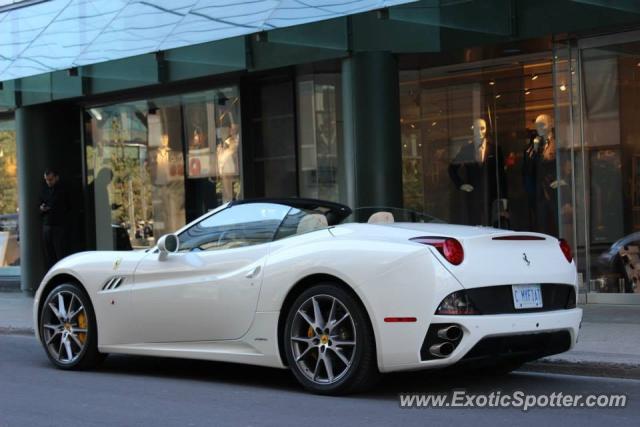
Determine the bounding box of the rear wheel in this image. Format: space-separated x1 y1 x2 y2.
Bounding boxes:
284 283 379 395
39 283 105 370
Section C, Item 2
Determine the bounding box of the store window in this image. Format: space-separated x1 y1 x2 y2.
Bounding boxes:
296 73 342 202
399 55 570 237
85 87 241 250
244 77 297 198
0 118 19 274
580 41 640 296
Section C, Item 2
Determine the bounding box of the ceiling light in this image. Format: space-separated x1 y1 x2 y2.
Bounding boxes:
560 84 567 91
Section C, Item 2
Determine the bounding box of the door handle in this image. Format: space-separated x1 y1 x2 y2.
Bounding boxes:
245 266 261 279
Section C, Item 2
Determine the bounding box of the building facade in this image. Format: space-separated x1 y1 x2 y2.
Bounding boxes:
2 0 640 304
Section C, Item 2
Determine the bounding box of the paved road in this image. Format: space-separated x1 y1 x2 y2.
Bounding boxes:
1 335 638 427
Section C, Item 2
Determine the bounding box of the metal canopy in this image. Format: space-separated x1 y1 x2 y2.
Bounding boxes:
0 0 416 82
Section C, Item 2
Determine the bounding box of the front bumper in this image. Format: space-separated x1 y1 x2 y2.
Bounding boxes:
381 308 582 372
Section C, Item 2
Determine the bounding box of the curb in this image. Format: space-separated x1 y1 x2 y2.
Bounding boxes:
522 360 640 380
0 326 35 336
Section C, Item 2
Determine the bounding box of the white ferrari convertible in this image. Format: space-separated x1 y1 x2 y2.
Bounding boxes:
34 198 582 394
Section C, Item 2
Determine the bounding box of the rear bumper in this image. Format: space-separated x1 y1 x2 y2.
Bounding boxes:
381 308 582 372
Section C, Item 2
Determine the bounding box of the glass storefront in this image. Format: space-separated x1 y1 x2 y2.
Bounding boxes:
579 36 640 299
297 72 342 202
85 87 241 250
399 34 640 303
399 54 569 237
0 118 19 274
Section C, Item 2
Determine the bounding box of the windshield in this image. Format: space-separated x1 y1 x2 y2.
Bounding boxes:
344 207 444 224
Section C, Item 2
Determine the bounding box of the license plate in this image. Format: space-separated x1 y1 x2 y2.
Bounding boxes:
512 284 543 309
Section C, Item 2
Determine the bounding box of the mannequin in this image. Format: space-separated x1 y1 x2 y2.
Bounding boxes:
217 123 240 202
523 113 561 234
449 118 507 226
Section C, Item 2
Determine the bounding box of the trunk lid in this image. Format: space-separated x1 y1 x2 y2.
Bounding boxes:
388 223 577 288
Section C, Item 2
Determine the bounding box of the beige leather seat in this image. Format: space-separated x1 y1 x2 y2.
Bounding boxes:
296 213 328 234
367 211 395 224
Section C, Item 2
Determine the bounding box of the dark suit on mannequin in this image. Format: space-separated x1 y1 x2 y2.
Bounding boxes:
449 138 507 226
522 114 558 236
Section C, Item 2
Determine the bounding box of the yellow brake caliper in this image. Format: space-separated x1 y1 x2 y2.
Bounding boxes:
77 312 87 344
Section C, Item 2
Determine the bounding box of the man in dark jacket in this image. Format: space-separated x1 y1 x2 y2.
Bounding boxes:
40 168 71 269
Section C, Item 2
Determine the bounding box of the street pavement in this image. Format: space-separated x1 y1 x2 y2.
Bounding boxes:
1 334 639 427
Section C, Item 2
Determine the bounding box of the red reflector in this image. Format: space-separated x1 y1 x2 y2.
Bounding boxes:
492 235 546 241
384 317 417 323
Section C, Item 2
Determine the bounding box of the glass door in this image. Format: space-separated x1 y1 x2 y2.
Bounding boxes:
578 31 640 303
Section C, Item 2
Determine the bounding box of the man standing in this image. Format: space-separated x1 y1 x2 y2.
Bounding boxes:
40 168 70 269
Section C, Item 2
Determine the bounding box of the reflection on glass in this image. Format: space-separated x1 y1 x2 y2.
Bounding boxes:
399 57 562 234
85 87 242 250
0 119 19 273
581 42 640 294
297 74 342 202
184 88 242 204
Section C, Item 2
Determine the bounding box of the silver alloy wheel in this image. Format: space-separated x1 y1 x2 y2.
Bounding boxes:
290 294 357 385
41 289 88 364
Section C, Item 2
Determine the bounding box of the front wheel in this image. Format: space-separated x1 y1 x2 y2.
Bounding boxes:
284 283 379 395
39 283 105 370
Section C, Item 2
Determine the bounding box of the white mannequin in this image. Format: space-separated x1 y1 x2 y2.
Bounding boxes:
460 118 487 192
534 114 552 148
533 114 565 189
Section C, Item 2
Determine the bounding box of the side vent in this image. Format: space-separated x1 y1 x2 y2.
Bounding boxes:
101 276 126 291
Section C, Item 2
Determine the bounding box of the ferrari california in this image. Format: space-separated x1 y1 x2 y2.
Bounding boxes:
34 198 582 394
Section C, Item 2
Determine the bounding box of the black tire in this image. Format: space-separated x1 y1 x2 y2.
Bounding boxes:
39 283 105 370
283 283 379 395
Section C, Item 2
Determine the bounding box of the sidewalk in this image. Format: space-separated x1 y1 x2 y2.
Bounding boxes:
1 290 639 379
0 291 34 335
526 304 640 379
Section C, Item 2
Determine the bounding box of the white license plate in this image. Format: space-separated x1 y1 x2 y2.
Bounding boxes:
512 284 543 309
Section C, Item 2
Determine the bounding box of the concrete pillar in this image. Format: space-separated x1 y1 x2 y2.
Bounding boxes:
16 104 83 292
16 106 50 292
340 51 403 213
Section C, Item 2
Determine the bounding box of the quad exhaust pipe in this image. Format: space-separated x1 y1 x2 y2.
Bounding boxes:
437 325 462 341
429 342 455 358
429 325 463 358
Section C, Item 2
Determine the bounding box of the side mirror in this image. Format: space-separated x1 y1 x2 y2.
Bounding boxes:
157 234 179 260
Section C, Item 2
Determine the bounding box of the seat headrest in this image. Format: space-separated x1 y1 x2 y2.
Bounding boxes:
367 211 394 224
296 213 328 234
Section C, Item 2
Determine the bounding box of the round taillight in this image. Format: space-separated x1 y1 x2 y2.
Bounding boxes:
559 238 573 263
443 239 464 265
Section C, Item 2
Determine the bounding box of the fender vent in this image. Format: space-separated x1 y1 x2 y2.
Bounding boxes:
102 276 126 291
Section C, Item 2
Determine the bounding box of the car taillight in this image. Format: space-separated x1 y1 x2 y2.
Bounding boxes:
410 237 464 265
559 238 573 263
435 291 479 315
